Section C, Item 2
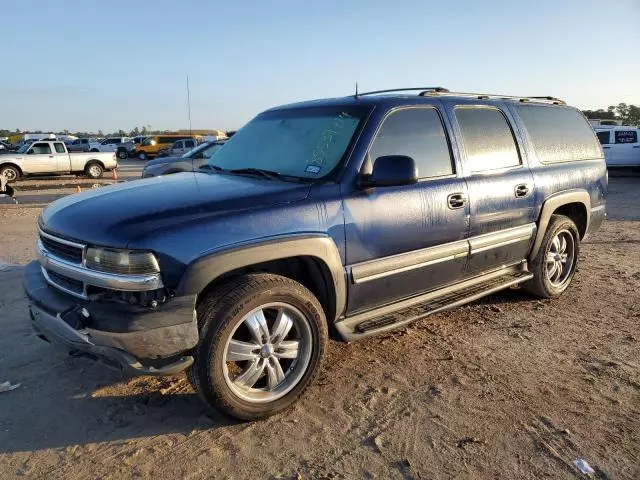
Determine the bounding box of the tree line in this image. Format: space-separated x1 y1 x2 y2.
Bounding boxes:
0 126 208 139
581 103 639 126
2 103 638 139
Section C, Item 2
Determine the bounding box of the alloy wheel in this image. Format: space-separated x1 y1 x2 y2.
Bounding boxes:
222 302 313 403
545 229 575 286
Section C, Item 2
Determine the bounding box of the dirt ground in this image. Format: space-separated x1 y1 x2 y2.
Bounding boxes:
0 177 638 479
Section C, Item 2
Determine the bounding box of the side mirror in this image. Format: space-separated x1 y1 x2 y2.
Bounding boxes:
359 155 418 188
26 150 34 155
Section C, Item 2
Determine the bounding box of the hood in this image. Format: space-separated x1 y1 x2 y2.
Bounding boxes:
144 156 186 167
41 172 311 248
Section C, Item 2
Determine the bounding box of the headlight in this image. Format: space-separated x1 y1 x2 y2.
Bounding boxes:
85 248 160 275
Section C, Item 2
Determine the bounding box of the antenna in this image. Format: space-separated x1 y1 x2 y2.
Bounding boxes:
186 76 192 135
355 82 359 98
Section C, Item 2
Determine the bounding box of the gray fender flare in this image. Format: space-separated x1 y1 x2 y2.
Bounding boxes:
176 235 346 322
529 189 591 260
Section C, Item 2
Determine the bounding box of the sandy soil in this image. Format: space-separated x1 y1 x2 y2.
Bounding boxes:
0 178 638 479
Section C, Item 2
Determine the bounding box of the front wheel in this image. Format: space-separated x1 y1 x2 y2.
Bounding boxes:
0 165 20 182
85 162 104 179
117 149 128 160
189 273 328 421
138 152 148 161
524 214 580 298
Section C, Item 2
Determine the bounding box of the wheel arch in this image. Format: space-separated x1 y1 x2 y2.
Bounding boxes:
176 235 346 325
0 162 23 176
85 159 105 170
530 190 590 261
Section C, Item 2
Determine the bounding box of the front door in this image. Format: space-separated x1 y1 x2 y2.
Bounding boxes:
343 105 470 314
448 105 536 277
23 142 57 173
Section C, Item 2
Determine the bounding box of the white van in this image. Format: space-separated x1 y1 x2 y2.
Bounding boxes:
594 126 640 167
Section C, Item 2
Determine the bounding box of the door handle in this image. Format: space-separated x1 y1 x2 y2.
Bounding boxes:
49 155 54 158
602 146 611 149
447 192 467 209
633 145 640 149
514 183 530 198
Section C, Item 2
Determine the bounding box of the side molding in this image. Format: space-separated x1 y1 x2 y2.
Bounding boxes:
529 189 591 260
176 235 347 322
350 239 468 284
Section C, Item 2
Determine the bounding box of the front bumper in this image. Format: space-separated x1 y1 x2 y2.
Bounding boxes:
23 261 198 376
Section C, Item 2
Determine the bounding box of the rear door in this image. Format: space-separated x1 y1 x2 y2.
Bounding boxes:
23 142 57 173
53 142 70 171
610 129 640 166
448 104 536 277
344 104 470 314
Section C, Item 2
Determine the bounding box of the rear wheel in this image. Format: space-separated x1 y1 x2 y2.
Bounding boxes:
524 214 580 298
117 149 128 160
189 274 327 421
138 152 148 161
0 165 20 182
85 162 104 179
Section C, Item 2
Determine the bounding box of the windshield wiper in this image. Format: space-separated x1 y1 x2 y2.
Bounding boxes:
196 164 224 173
228 168 282 181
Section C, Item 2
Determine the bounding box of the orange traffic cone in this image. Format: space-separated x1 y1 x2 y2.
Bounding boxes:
112 168 118 182
76 185 82 193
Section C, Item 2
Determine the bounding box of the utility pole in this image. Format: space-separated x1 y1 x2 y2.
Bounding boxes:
186 76 192 135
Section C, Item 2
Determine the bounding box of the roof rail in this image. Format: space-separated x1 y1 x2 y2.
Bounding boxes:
419 90 566 105
352 87 566 105
356 87 449 97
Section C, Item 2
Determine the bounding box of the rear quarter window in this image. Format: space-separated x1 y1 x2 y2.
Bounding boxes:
516 105 602 163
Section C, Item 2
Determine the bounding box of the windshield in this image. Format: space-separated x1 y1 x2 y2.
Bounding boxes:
204 106 366 180
142 137 155 146
183 141 225 159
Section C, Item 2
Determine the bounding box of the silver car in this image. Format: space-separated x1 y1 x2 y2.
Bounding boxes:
141 140 226 178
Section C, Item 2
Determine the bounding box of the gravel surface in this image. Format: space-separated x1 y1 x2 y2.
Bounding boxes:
0 177 638 479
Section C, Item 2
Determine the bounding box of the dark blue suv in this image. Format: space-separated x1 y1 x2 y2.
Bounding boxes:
24 88 607 420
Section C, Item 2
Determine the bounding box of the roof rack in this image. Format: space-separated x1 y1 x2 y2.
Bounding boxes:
356 87 450 97
352 87 565 105
418 90 566 105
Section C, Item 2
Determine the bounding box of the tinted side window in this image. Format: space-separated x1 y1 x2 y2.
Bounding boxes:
159 137 176 144
31 143 52 154
369 108 454 179
516 105 602 163
615 130 638 144
596 131 611 144
455 107 520 172
185 140 195 148
54 142 66 153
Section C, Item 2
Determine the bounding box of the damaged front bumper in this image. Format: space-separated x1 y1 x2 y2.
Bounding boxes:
23 261 198 376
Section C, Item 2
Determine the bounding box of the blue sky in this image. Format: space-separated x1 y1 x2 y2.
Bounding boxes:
1 0 638 132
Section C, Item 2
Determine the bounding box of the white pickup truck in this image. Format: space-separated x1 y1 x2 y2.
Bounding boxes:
0 140 117 182
88 137 131 153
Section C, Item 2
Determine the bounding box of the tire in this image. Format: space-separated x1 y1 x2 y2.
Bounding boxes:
138 152 148 161
189 273 328 421
90 148 99 152
523 214 580 298
117 149 128 160
0 165 20 182
85 162 104 179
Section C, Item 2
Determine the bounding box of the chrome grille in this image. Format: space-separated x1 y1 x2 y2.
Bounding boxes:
39 231 84 264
